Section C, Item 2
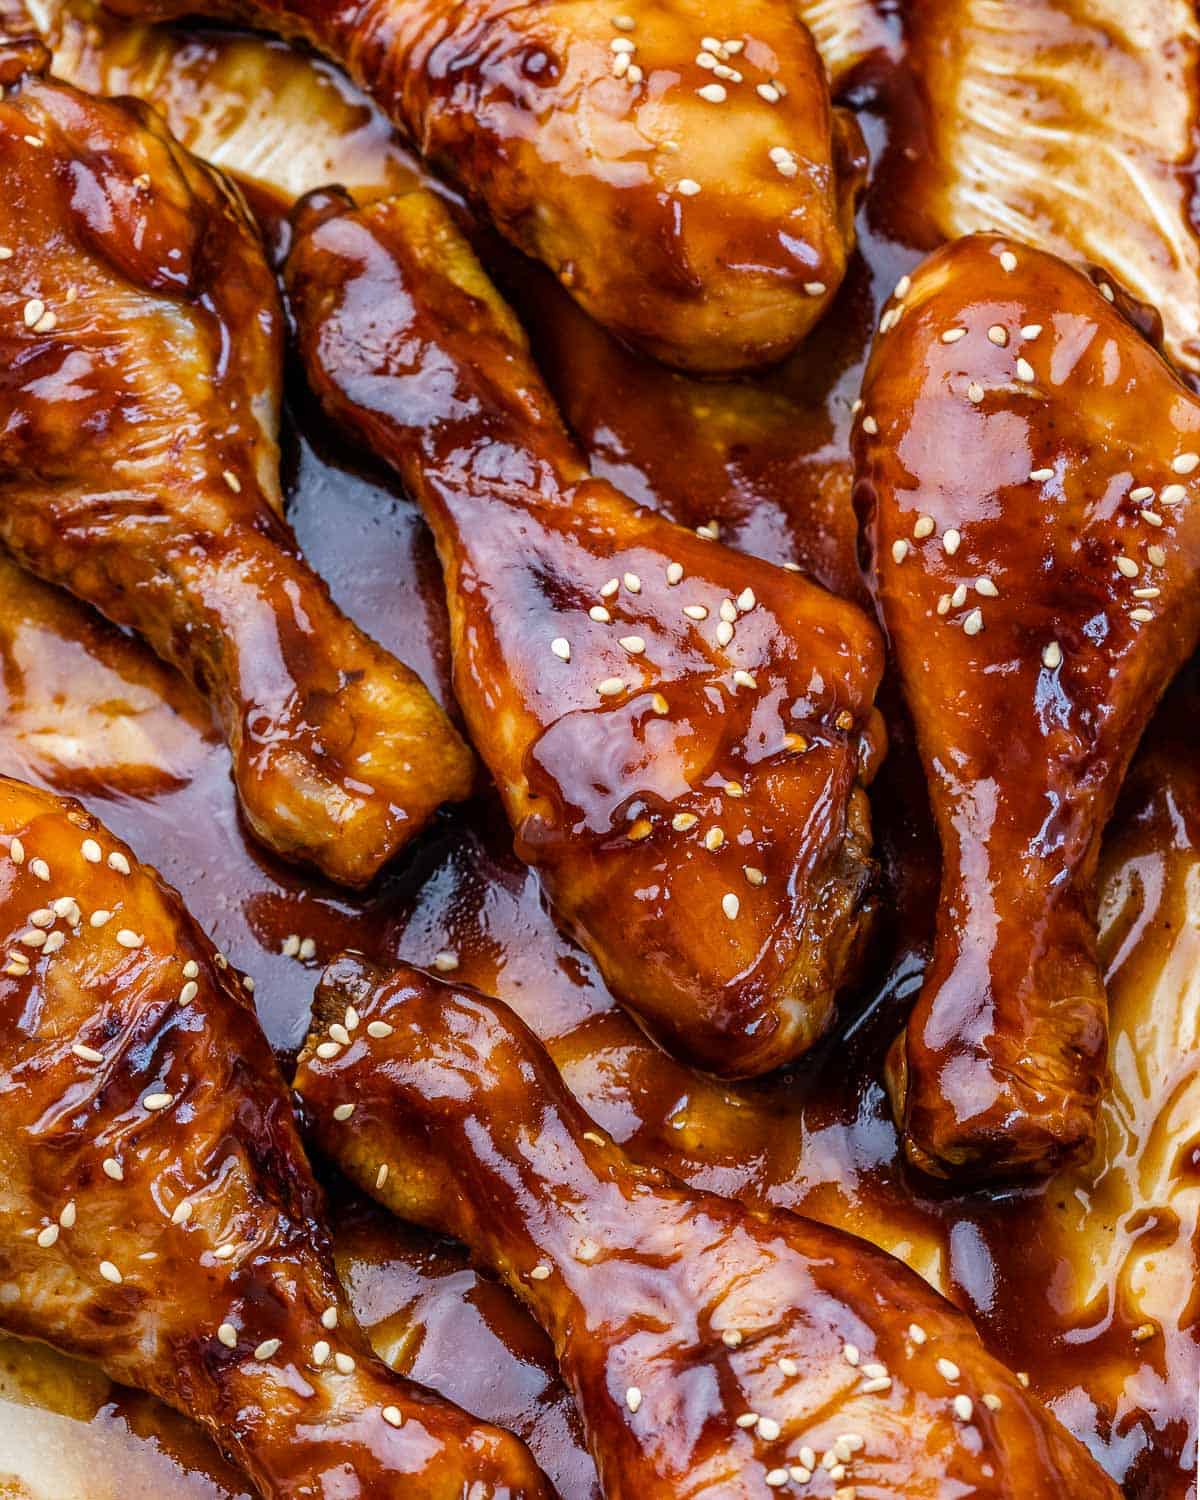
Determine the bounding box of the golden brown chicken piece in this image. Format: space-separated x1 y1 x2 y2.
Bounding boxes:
284 185 886 1079
853 233 1200 1182
101 0 867 373
294 953 1122 1500
0 41 472 887
0 775 555 1500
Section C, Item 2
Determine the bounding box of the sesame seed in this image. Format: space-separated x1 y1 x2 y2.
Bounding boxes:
610 36 634 52
612 14 635 29
315 1042 341 1060
8 838 23 864
1172 451 1199 474
218 1323 237 1347
333 1103 355 1121
254 1338 281 1361
72 1043 104 1063
171 1200 192 1223
367 1020 393 1039
376 1164 389 1188
842 1343 860 1366
861 415 878 435
179 980 198 1004
1015 357 1035 382
115 930 143 949
837 1435 865 1455
879 307 900 333
720 598 738 622
862 1363 888 1379
953 1394 974 1421
894 274 912 299
382 1405 403 1427
321 1306 338 1328
22 298 45 328
675 178 701 197
999 250 1017 271
40 931 64 955
550 637 570 660
1029 467 1054 482
1116 555 1139 577
59 1201 76 1228
743 866 765 886
672 812 698 831
722 1329 742 1347
736 587 755 612
861 1376 892 1393
1099 282 1115 301
328 1022 351 1046
1147 545 1167 567
967 382 984 404
803 281 826 296
936 1358 960 1381
684 604 708 620
891 539 909 564
981 1393 1003 1410
913 515 935 539
23 135 42 147
433 951 459 971
37 1224 59 1247
704 828 725 851
799 1447 817 1470
936 594 951 615
941 327 967 343
29 908 53 928
143 1092 174 1111
299 938 316 960
90 910 112 928
732 670 757 689
1130 485 1154 501
1133 587 1161 599
1017 1372 1030 1386
1160 485 1186 504
107 852 131 875
1141 510 1163 527
335 1353 355 1374
102 1158 123 1180
589 605 611 623
716 621 734 646
1042 641 1062 669
0 247 11 259
1131 608 1154 622
625 1386 642 1412
790 1469 811 1485
283 933 301 958
943 529 961 556
721 892 740 920
976 577 998 597
665 562 684 584
19 930 45 949
758 1417 781 1441
53 897 80 922
1021 323 1042 339
98 1260 122 1284
600 578 619 597
765 1470 788 1488
697 521 719 539
756 83 780 102
619 635 645 654
312 1340 331 1364
530 1263 551 1280
597 677 625 696
987 325 1008 346
736 1412 759 1429
963 609 984 636
623 572 642 594
29 859 49 881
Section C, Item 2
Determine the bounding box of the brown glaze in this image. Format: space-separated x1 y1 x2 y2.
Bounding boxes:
0 42 472 886
101 0 868 373
284 184 887 1079
294 953 1122 1500
853 233 1200 1182
0 774 555 1499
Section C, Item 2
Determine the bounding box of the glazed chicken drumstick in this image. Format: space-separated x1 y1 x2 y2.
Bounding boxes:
0 42 472 887
295 953 1122 1500
285 185 885 1079
0 775 554 1500
854 233 1200 1181
103 0 866 373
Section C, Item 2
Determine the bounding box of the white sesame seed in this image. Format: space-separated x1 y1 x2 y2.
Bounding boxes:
29 859 49 881
765 1470 788 1488
704 827 725 851
1141 510 1163 527
684 604 708 620
758 1417 781 1441
619 635 645 654
790 1469 811 1484
376 1163 389 1188
254 1338 281 1361
328 1022 351 1046
143 1092 173 1111
550 636 570 660
315 1042 341 1060
736 588 755 612
732 670 757 689
1021 323 1043 339
694 80 723 100
600 578 619 597
1172 451 1200 475
42 932 64 957
716 621 734 647
894 274 912 299
0 247 11 260
722 893 740 920
665 562 684 584
1133 587 1161 599
799 1447 817 1471
8 838 23 864
736 1412 759 1429
1116 555 1139 578
334 1353 356 1374
862 1362 888 1379
1029 468 1054 482
720 598 738 623
612 14 635 29
999 250 1017 271
861 415 878 435
1160 485 1186 504
312 1340 331 1364
842 1343 860 1366
283 933 301 958
721 1329 742 1347
675 179 701 197
530 1263 552 1280
941 327 967 343
382 1405 403 1427
171 1200 192 1223
778 1357 798 1376
1042 641 1062 669
625 1386 642 1412
37 1224 59 1247
179 979 198 1004
803 281 826 296
982 1392 1002 1410
321 1306 338 1329
697 522 719 539
743 866 765 886
116 930 143 949
975 577 998 597
954 1394 974 1421
102 1157 123 1180
589 606 611 622
891 539 909 564
967 381 984 404
1016 358 1035 383
987 325 1008 346
1147 545 1167 567
950 585 968 609
943 529 961 556
72 1043 104 1063
19 930 45 949
936 1358 960 1381
597 677 625 696
98 1260 122 1284
218 1322 238 1347
672 813 698 832
963 608 984 636
1131 608 1154 622
107 852 131 875
433 951 459 972
610 36 634 52
333 1103 355 1121
913 515 935 539
367 1020 393 1039
1130 485 1154 501
861 1376 892 1393
756 83 780 102
1099 282 1115 301
90 909 112 927
59 1201 76 1228
29 908 53 928
22 298 45 328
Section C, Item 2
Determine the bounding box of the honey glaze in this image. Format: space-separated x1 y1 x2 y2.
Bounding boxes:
0 1 1189 1496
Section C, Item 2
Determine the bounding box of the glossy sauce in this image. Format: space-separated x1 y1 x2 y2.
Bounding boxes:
0 3 1192 1497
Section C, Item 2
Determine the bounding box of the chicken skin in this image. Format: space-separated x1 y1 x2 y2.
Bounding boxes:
853 234 1200 1181
0 42 472 887
101 0 867 374
294 953 1122 1500
0 775 554 1499
284 185 885 1079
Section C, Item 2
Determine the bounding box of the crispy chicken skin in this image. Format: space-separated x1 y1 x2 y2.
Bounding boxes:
853 234 1200 1182
294 952 1122 1500
101 0 867 374
0 775 554 1500
284 186 886 1079
0 42 472 887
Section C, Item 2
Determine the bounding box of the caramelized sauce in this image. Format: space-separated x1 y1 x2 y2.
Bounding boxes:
0 3 1191 1496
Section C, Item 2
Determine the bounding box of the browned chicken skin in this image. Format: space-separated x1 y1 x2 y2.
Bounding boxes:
294 952 1123 1500
853 234 1200 1182
101 0 866 373
0 774 555 1499
284 185 886 1079
0 42 472 886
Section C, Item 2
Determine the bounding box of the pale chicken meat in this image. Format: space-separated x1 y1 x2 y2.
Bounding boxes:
0 774 555 1499
854 233 1200 1180
284 184 887 1079
0 41 472 887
